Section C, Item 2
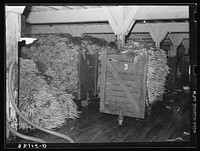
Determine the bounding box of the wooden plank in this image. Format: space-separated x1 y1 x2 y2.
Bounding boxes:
168 33 188 47
105 95 140 102
26 7 107 24
147 23 171 47
25 6 188 24
108 55 129 61
104 104 124 111
106 78 142 87
102 7 118 35
105 95 130 102
104 104 138 115
107 59 139 113
21 15 25 37
106 72 142 83
6 9 23 138
104 99 132 107
103 108 124 116
109 61 143 74
100 51 107 112
94 53 98 96
78 52 81 100
138 51 147 119
134 6 189 20
106 89 140 99
121 6 139 35
103 108 138 117
6 12 21 66
6 6 25 14
25 22 189 37
105 95 140 114
104 107 135 116
106 85 141 93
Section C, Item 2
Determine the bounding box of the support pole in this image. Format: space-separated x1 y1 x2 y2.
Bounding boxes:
168 45 178 90
6 6 25 140
116 34 126 51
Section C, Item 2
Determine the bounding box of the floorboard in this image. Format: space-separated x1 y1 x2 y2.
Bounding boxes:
9 89 190 144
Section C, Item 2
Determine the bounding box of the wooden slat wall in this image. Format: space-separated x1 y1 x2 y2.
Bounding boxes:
100 52 148 119
106 59 139 112
107 71 142 81
106 85 141 93
106 90 140 98
108 61 144 74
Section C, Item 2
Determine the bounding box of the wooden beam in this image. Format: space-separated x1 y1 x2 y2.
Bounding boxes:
25 6 189 24
47 6 62 10
25 22 189 37
168 33 189 57
168 33 189 47
6 11 22 65
6 7 23 139
6 6 25 14
21 15 26 37
134 6 189 20
112 6 124 29
47 6 69 10
25 24 114 36
26 8 107 24
146 23 171 47
67 25 83 37
133 22 189 33
63 6 73 10
102 7 118 35
83 34 116 43
121 6 140 35
139 51 147 118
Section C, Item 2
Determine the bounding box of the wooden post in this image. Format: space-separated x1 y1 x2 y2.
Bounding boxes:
168 45 178 90
100 51 107 112
6 12 21 67
6 6 25 140
94 53 98 97
21 15 26 37
78 52 81 100
116 34 125 51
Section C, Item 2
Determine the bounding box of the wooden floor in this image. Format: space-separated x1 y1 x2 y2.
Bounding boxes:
10 88 190 145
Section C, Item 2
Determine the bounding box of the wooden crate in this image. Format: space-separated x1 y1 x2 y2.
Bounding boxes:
100 51 148 119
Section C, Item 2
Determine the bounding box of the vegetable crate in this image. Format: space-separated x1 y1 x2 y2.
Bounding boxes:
100 50 148 125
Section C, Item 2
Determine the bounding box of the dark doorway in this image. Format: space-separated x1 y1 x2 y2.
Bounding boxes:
78 52 98 100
